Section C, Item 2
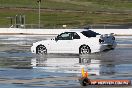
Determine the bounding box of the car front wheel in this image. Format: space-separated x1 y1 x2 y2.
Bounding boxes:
36 45 47 55
79 45 91 55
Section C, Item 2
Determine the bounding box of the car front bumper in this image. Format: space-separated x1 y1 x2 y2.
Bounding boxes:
31 45 36 54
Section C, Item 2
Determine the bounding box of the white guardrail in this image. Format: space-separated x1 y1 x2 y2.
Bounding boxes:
0 28 132 35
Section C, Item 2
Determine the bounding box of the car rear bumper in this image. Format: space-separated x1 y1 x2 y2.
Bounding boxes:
102 42 116 49
92 42 116 53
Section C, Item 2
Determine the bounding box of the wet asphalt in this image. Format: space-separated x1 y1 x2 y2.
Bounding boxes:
0 35 131 88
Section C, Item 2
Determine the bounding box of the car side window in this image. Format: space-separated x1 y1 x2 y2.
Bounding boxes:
57 32 72 40
73 32 80 39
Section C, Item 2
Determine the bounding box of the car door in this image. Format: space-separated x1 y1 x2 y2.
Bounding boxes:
43 33 71 53
69 32 81 53
55 32 81 53
54 32 74 53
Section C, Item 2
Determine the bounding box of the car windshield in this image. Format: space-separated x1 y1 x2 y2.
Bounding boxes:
81 30 100 37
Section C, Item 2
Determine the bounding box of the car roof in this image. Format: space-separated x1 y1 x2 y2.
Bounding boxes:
68 29 89 32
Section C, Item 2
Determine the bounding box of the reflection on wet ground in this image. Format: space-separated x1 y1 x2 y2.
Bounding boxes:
0 35 132 88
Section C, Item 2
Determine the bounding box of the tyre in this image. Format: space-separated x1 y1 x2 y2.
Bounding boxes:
36 45 47 55
79 45 91 55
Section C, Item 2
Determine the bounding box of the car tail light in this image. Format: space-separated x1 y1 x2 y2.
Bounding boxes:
112 37 115 40
99 39 104 43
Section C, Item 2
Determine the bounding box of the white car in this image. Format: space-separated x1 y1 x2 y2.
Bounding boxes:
31 29 116 55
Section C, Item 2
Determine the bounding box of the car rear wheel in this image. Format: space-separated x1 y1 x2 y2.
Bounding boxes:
36 45 47 55
79 45 91 55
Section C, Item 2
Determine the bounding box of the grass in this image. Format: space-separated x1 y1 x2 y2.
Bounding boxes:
0 0 132 28
0 0 88 11
0 0 132 11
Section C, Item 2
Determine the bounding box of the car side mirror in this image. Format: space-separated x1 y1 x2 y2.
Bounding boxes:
55 37 58 41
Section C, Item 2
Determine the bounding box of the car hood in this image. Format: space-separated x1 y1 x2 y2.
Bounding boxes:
33 40 49 46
